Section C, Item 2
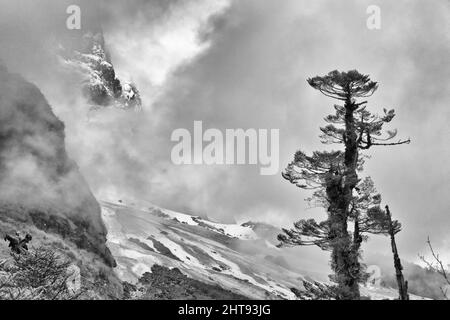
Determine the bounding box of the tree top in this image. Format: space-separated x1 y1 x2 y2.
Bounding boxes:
307 70 378 100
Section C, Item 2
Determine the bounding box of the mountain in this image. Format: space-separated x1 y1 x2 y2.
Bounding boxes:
0 65 430 300
102 199 300 299
101 197 428 300
58 31 142 112
0 65 115 268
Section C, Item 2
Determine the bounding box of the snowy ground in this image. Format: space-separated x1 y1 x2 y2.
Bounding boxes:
101 198 427 300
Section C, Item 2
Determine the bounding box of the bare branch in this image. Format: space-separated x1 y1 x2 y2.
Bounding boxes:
419 237 450 300
371 139 411 147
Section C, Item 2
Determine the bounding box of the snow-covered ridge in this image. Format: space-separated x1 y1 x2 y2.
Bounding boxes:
112 198 258 241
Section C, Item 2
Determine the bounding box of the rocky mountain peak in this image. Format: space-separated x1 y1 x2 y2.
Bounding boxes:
59 31 142 112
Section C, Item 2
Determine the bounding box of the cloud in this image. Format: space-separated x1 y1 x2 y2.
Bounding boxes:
0 0 448 268
133 0 450 264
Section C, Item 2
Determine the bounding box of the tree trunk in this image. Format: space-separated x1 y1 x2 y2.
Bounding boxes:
386 206 409 300
333 96 361 299
323 94 362 300
327 201 356 299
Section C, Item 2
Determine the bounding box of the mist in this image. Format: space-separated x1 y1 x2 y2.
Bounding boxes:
0 0 448 272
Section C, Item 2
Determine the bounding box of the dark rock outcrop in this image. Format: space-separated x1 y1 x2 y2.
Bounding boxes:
0 65 115 267
123 265 248 300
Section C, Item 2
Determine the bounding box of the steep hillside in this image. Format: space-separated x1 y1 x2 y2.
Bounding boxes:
0 65 115 268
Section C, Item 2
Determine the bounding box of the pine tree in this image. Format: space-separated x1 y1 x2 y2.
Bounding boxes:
279 70 409 299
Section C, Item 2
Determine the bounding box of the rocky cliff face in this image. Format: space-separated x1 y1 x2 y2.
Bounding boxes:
59 31 142 112
0 65 115 267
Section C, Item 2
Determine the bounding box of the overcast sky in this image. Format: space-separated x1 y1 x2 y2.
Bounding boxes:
0 0 449 265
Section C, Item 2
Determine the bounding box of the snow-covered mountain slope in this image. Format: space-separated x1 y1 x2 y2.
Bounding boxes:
102 200 303 299
101 199 428 300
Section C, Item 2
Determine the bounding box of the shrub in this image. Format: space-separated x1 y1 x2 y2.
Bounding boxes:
0 246 80 300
